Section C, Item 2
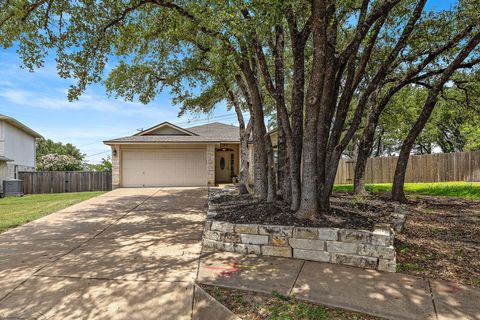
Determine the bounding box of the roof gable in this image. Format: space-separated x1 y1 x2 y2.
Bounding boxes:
104 121 240 145
136 121 198 136
0 114 42 138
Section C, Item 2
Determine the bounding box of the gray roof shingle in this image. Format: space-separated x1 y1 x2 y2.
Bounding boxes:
104 122 240 144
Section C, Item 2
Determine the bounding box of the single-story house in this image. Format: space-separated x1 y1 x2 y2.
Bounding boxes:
104 121 253 188
0 114 42 191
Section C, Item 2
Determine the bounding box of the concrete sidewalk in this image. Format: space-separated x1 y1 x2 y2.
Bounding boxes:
197 251 480 320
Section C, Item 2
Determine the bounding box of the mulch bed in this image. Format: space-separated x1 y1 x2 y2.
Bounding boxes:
210 192 396 231
210 190 480 286
393 195 480 287
200 284 382 320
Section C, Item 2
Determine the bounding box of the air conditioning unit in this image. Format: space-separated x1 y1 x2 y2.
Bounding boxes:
2 179 24 196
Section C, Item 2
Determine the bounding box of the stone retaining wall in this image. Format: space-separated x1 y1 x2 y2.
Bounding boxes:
203 221 396 272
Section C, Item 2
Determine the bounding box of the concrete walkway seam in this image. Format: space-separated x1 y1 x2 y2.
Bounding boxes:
427 278 439 320
288 260 305 296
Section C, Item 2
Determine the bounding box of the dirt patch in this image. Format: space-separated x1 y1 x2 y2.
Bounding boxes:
210 192 395 231
200 284 382 320
394 195 480 287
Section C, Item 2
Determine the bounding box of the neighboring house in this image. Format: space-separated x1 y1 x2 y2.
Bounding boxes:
104 122 251 188
0 114 42 191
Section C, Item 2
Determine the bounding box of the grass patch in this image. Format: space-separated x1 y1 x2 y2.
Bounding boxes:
397 262 423 272
333 182 480 200
266 291 328 320
0 192 105 233
472 278 480 288
202 285 381 320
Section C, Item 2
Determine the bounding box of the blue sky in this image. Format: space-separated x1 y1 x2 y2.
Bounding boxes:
0 0 456 163
0 48 239 163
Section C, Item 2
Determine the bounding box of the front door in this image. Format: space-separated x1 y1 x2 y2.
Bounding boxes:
215 151 234 183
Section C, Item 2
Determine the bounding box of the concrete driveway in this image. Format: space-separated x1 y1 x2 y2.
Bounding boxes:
0 188 207 320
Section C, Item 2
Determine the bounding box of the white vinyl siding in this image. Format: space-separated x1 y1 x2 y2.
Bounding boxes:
121 149 207 187
3 121 36 167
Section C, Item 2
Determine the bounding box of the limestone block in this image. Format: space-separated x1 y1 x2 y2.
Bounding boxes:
203 230 224 241
211 221 234 233
326 241 358 254
270 235 289 247
289 239 325 251
234 243 262 255
240 234 269 245
294 249 331 262
378 258 397 273
293 227 319 239
224 232 241 243
259 225 293 237
262 246 292 258
332 253 378 269
235 224 259 234
318 228 339 241
358 244 395 260
338 229 372 243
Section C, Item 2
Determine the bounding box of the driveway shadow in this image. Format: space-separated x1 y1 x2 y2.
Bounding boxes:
0 187 208 319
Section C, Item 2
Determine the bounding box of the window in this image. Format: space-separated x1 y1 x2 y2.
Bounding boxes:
220 157 225 170
230 154 234 177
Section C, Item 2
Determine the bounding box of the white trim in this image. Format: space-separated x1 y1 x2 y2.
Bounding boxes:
135 121 198 136
104 141 241 145
0 115 42 138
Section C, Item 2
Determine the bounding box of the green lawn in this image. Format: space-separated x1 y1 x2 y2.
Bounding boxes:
0 192 105 233
333 182 480 200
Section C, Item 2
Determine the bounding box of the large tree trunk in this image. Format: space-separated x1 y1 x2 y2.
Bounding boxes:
265 132 277 202
285 13 308 211
277 120 290 201
392 32 480 201
239 120 252 195
297 0 328 219
253 23 309 210
315 17 339 213
392 92 441 202
227 82 252 195
250 98 269 200
353 151 369 195
357 24 476 197
239 130 250 194
238 60 270 200
354 110 380 195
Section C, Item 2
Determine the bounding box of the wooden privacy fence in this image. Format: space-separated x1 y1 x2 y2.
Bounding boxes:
335 150 480 184
19 171 112 194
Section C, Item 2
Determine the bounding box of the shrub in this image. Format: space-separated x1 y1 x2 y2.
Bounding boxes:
37 154 83 171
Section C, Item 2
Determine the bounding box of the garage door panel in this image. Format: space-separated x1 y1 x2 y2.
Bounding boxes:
121 149 207 187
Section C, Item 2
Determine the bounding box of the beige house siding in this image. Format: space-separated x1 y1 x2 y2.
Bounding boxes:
206 144 216 186
111 144 121 189
147 126 189 135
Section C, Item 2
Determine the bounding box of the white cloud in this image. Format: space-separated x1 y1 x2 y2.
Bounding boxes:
0 87 179 119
